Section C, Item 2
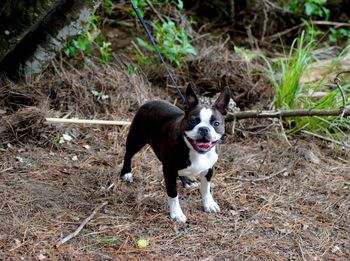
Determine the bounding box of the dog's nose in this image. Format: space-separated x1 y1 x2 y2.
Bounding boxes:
198 127 209 136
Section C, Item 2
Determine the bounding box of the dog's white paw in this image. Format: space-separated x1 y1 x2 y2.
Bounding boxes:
170 209 187 223
184 181 199 189
203 196 220 213
168 196 187 223
121 172 133 182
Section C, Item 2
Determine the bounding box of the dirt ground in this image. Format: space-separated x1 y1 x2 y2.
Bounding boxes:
1 56 349 260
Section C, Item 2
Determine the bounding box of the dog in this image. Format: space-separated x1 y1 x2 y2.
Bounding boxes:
120 84 230 222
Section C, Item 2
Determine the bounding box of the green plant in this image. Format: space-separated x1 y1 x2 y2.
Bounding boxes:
99 41 112 63
263 33 350 141
136 19 196 67
130 0 183 18
130 0 193 68
287 0 330 20
63 15 113 63
328 27 350 43
103 0 114 15
98 238 123 244
122 61 139 75
263 32 313 110
285 1 350 45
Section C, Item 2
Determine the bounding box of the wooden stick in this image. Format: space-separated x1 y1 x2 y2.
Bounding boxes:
57 201 108 246
265 21 350 41
44 108 350 126
45 118 131 125
226 109 350 122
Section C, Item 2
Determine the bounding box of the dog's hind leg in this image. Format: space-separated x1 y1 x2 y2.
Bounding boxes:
120 121 146 182
179 176 198 188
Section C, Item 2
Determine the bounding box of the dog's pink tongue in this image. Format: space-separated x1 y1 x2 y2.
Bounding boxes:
197 141 212 149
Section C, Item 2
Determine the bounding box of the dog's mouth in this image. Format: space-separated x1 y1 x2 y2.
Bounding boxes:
185 136 219 153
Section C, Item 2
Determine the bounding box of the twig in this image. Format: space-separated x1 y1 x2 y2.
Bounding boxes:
265 21 350 42
225 109 350 122
45 118 131 126
0 167 13 173
298 237 307 261
310 20 350 28
146 0 165 24
301 130 349 148
57 201 108 246
334 70 350 109
226 168 288 182
265 23 304 41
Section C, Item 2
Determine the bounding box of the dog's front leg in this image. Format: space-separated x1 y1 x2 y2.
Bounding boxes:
200 168 220 213
164 167 187 223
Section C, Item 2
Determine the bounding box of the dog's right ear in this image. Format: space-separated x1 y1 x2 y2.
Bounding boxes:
184 82 198 111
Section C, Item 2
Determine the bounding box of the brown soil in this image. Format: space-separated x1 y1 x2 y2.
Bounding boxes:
1 55 349 260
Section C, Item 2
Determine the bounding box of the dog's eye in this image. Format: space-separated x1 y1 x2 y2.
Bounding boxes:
189 118 199 125
213 121 220 127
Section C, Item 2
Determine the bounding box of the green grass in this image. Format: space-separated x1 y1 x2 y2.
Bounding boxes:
0 147 8 152
263 32 313 110
263 33 350 142
97 238 123 244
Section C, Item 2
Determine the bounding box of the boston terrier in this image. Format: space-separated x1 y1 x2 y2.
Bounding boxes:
120 84 230 223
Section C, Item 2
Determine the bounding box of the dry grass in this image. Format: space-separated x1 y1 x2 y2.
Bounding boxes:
188 41 273 109
0 58 349 260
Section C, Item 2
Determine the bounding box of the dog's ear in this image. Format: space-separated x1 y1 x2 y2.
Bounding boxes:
184 82 198 110
213 87 231 115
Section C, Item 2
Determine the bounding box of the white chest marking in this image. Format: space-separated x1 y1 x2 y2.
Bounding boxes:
178 148 218 177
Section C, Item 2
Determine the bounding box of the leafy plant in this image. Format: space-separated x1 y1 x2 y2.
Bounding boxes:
129 0 183 19
103 0 114 15
287 0 330 20
285 1 350 45
328 27 350 43
99 41 112 63
130 0 193 68
136 19 196 67
63 15 113 63
263 33 350 141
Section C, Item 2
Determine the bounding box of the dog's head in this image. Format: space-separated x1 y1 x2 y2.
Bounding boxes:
182 84 230 153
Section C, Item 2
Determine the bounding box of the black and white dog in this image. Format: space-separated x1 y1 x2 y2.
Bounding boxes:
120 84 230 222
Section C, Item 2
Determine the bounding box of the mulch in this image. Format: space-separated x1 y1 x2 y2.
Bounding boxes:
0 56 349 260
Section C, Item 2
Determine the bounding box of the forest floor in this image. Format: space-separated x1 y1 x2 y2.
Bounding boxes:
1 59 349 260
1 3 350 260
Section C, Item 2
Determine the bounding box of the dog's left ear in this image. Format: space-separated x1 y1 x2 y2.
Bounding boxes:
184 82 198 110
213 87 231 115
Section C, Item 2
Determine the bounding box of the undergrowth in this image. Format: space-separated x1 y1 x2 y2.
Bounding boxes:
283 0 350 45
131 0 196 68
263 32 350 142
63 14 112 63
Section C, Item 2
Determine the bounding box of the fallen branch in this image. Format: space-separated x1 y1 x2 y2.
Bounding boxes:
43 109 350 126
265 21 350 41
57 201 108 246
226 108 350 121
45 118 131 126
